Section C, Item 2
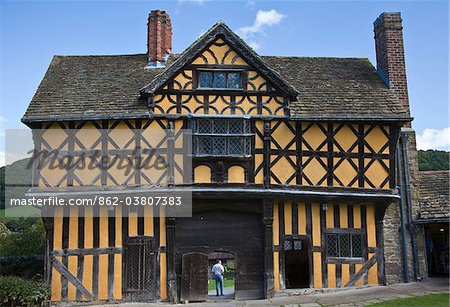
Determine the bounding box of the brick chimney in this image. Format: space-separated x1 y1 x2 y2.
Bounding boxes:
374 12 410 120
147 10 172 68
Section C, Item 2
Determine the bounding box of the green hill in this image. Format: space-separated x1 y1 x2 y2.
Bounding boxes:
418 150 450 171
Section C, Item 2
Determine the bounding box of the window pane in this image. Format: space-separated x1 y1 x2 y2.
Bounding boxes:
293 240 302 251
213 72 226 88
228 138 242 155
212 137 226 155
352 234 363 258
198 119 212 134
284 240 293 251
339 234 351 257
229 120 243 134
199 71 213 88
227 73 242 89
213 120 227 134
326 234 339 257
197 137 212 155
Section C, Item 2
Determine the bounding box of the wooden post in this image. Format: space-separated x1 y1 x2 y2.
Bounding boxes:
166 213 177 303
263 121 271 188
263 199 275 298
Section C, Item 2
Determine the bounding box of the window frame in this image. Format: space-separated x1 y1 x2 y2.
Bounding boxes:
196 69 244 90
191 117 253 158
325 231 364 261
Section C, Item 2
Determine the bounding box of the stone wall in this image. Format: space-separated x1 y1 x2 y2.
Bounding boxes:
383 128 427 284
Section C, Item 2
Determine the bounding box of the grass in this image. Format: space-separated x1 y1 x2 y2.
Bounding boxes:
367 293 449 307
208 278 234 291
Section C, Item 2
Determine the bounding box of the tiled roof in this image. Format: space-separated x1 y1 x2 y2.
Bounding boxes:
418 170 449 220
23 53 409 122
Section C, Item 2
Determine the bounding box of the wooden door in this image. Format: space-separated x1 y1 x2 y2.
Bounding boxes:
123 236 156 301
180 252 208 302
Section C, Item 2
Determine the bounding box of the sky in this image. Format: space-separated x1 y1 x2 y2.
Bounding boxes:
0 0 448 166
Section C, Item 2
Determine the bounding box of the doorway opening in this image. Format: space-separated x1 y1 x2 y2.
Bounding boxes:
425 222 449 277
284 238 310 289
208 251 235 300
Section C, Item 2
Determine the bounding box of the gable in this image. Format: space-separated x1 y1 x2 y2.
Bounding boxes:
151 37 288 116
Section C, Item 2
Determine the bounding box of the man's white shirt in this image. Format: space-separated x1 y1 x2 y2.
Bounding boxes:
212 263 224 276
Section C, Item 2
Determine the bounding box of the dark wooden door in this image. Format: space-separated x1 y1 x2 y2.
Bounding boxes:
123 236 156 301
180 252 208 302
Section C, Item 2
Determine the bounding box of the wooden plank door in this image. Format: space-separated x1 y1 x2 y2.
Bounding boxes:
123 236 156 301
180 252 208 302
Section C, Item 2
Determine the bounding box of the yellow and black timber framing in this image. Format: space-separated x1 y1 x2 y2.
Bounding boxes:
21 15 411 304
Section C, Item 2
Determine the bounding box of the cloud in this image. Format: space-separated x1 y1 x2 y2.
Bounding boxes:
416 127 450 150
246 0 256 8
238 9 285 38
247 40 261 51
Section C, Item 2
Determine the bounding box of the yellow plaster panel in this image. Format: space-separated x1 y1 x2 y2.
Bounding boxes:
302 123 327 150
326 204 334 228
227 165 245 183
364 125 389 154
327 264 336 288
342 264 350 287
298 202 306 235
141 120 167 149
42 123 68 150
144 205 154 236
51 259 61 301
271 121 295 150
368 253 378 285
333 124 358 153
312 203 321 246
366 205 376 248
302 157 327 186
74 122 102 150
274 251 280 291
67 256 78 300
364 159 389 189
53 213 63 250
194 165 212 183
98 254 108 300
128 211 138 237
340 204 348 228
284 202 292 235
313 252 322 288
84 207 93 248
333 158 358 187
108 122 135 149
114 254 122 300
271 156 295 184
83 255 93 297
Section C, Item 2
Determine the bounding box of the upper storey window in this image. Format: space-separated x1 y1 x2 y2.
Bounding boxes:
198 70 242 89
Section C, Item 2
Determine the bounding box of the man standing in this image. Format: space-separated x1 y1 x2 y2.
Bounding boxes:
211 260 224 296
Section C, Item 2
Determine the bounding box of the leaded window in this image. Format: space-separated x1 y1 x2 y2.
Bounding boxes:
326 233 363 258
198 71 242 89
284 239 303 251
192 118 252 157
